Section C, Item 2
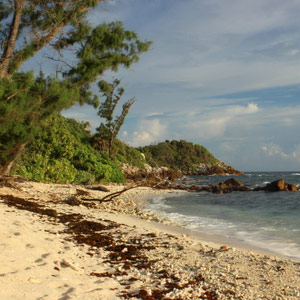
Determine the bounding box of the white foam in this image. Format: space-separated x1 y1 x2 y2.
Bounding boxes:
146 185 300 260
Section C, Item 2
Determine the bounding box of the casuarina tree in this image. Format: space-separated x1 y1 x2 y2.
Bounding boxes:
0 0 151 175
93 79 135 158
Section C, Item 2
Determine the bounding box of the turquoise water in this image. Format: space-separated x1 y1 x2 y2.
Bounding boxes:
146 172 300 259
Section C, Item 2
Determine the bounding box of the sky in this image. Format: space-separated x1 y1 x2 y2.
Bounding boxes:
62 0 300 172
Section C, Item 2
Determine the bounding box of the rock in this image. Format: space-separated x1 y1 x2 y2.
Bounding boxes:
261 179 298 192
212 178 249 193
220 245 229 251
121 163 181 185
265 179 287 192
287 183 298 192
187 185 203 192
155 181 172 189
223 178 244 187
197 162 243 176
66 195 82 206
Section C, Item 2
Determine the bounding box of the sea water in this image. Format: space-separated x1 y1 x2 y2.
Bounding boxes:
146 172 300 260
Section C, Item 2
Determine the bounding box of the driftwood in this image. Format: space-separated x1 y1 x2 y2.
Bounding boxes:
85 185 110 192
0 175 28 188
81 184 142 203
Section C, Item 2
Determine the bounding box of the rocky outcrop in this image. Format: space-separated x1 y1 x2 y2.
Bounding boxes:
197 162 243 176
254 179 298 192
212 178 251 194
121 164 181 185
174 178 299 194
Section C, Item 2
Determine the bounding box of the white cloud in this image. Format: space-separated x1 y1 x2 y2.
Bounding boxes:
104 0 300 96
262 144 289 159
181 103 260 139
126 119 167 147
262 143 300 162
229 103 260 114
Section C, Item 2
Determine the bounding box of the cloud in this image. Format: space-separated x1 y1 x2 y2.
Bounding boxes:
229 103 260 114
262 143 300 162
262 144 289 159
124 119 167 147
101 0 300 97
180 103 260 139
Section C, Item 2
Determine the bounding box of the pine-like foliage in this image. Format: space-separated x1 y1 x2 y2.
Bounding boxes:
0 0 151 175
93 79 135 158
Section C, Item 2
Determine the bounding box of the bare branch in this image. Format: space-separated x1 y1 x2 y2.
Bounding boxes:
82 184 142 203
42 53 73 69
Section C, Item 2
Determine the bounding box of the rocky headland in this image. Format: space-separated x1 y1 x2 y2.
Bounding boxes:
121 161 242 184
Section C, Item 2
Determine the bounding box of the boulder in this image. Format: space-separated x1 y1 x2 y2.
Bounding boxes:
223 178 244 187
197 162 243 176
187 185 203 192
212 178 248 194
287 184 298 192
264 179 287 192
263 179 298 192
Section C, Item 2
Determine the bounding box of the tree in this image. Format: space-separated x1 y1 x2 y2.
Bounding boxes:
93 79 135 159
0 0 151 175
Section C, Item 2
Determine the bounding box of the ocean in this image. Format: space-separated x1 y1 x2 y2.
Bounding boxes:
146 172 300 260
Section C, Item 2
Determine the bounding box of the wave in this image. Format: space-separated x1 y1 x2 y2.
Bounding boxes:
292 173 300 176
157 209 300 259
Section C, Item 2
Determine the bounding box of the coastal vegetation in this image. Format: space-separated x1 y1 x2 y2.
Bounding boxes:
92 79 136 159
0 0 151 175
11 114 223 184
12 113 127 183
1 1 225 184
139 140 218 173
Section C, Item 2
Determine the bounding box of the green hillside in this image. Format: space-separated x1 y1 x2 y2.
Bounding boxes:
12 115 219 183
138 140 218 173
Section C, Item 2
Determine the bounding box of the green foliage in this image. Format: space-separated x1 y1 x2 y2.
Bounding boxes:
0 0 151 175
65 22 152 85
0 72 87 168
93 79 135 158
13 114 125 183
139 140 218 173
114 139 146 169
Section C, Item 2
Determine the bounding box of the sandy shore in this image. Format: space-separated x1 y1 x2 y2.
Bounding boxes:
0 180 299 300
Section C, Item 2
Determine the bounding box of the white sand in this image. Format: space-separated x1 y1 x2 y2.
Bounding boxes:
0 181 299 300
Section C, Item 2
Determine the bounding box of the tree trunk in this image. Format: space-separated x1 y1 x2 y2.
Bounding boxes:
0 142 27 175
0 0 25 79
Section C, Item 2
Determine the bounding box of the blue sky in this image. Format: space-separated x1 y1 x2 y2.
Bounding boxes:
62 0 300 172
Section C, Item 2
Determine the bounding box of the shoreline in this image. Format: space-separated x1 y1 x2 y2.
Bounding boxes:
0 181 300 299
139 190 294 260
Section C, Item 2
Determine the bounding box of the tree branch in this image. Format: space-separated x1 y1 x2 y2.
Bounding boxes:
82 184 142 203
42 54 74 69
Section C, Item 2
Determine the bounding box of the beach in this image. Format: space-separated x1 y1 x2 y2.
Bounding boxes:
0 180 299 300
